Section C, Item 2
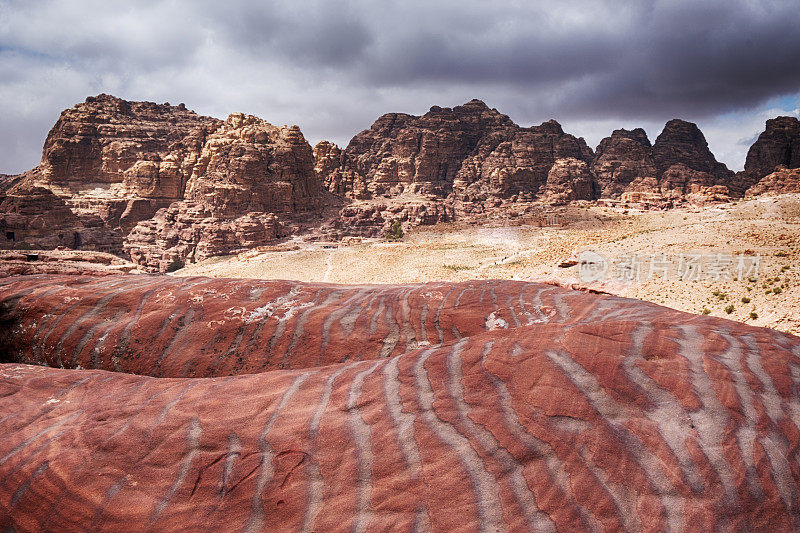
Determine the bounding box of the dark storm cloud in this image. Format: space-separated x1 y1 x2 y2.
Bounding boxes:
1 0 799 173
205 1 373 67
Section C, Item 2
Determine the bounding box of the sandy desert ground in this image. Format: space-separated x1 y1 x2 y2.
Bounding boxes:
178 194 800 335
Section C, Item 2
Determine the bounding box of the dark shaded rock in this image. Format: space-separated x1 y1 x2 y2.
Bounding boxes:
540 157 595 205
739 116 800 195
746 167 800 196
592 128 657 197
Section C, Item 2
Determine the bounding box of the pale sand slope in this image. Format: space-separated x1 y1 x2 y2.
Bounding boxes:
178 194 800 335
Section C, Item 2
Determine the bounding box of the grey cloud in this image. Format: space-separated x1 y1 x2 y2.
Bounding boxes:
0 0 799 173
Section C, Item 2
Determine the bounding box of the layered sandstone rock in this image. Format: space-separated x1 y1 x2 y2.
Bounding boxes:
316 100 594 204
2 96 326 264
0 95 222 254
184 113 319 215
323 197 455 238
746 167 800 196
40 93 220 189
124 203 286 271
37 94 222 230
539 157 595 205
0 184 121 252
0 250 140 277
313 140 363 197
1 274 800 530
315 100 596 232
124 114 321 271
592 121 734 201
453 119 594 202
592 128 658 197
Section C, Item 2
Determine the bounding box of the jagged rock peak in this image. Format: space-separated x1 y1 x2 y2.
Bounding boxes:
653 118 733 185
606 128 652 147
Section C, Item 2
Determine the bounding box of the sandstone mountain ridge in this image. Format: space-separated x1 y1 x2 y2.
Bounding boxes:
2 94 799 271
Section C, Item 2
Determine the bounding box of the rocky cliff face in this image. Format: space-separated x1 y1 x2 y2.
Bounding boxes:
1 96 322 269
539 157 595 205
453 119 594 202
592 128 657 198
738 116 800 192
41 93 220 191
123 113 321 271
184 113 319 215
2 95 224 249
314 100 596 234
316 100 593 203
0 184 121 252
652 119 733 183
592 120 735 201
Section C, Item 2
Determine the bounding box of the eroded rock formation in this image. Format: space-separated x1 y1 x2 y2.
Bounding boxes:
315 100 594 205
0 184 121 252
2 94 798 265
41 94 219 190
2 96 323 267
1 274 799 530
592 120 735 201
122 113 321 271
738 116 800 193
743 116 800 179
592 128 657 198
746 167 800 196
539 157 595 205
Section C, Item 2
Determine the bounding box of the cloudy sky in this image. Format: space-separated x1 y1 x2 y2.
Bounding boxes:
1 0 799 174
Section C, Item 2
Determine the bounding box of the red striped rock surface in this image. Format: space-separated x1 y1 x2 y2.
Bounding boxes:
0 274 611 377
1 274 800 531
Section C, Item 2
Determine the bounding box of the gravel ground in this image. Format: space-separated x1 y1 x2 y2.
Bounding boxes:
178 194 800 335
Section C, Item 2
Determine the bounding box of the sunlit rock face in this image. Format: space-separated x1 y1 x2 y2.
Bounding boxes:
123 113 322 272
315 100 594 203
